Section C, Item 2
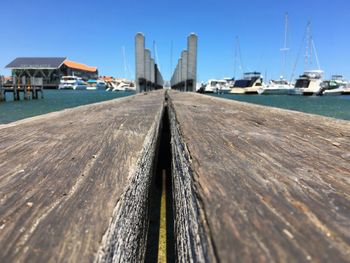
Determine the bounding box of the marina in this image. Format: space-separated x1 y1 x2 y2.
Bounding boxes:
0 0 350 261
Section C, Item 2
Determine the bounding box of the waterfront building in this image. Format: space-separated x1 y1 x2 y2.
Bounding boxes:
5 57 98 88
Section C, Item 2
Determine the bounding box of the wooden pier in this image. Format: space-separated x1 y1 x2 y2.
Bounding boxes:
0 77 44 102
0 90 349 262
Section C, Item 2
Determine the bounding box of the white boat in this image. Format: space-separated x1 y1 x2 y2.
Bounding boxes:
320 75 348 95
59 76 87 90
258 77 294 95
230 72 264 94
204 79 230 93
322 87 344 96
293 70 324 95
86 79 107 90
258 14 294 95
111 80 135 92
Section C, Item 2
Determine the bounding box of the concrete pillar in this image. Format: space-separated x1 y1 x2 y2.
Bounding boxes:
181 50 188 91
178 58 182 90
144 49 151 91
135 33 145 93
187 33 198 92
150 59 155 89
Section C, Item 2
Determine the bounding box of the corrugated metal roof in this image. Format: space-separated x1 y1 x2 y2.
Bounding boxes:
6 57 67 69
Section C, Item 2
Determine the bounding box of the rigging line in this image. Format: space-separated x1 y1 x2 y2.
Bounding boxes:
311 39 321 70
290 23 308 83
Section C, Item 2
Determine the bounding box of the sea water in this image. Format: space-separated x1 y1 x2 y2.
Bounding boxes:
0 90 134 124
210 94 350 121
0 91 349 124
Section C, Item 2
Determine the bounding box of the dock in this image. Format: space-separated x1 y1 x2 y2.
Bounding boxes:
0 90 349 262
0 76 44 102
167 91 350 262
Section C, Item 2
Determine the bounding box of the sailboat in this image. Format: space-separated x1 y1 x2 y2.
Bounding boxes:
292 22 324 95
258 13 294 95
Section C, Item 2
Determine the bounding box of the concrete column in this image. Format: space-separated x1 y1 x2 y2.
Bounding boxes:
187 33 198 92
135 33 145 93
181 50 188 91
144 49 151 91
150 59 155 89
178 58 182 90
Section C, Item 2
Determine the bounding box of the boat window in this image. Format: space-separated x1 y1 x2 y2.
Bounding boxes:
234 80 251 88
295 79 310 88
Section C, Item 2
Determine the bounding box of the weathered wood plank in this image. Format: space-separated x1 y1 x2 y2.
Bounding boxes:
0 90 165 262
168 91 350 262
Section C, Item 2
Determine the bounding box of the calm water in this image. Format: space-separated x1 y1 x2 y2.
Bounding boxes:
0 90 134 124
209 94 350 121
1 91 349 124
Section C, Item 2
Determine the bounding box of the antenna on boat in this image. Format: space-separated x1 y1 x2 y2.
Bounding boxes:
280 13 290 79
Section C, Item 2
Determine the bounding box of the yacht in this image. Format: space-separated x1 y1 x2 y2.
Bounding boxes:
258 14 294 95
86 79 107 90
320 75 348 95
111 79 135 92
59 76 87 90
293 70 324 95
204 79 230 93
230 72 264 94
258 77 294 95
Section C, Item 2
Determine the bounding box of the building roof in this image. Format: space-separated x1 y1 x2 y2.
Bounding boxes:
64 60 97 73
6 57 67 69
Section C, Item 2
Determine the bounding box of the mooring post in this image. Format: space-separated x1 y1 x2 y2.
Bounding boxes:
24 77 30 100
14 76 20 101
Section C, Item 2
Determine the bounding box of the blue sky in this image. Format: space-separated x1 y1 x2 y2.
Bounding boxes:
0 0 349 82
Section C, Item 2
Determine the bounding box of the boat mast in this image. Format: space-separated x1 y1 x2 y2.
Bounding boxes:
305 21 312 70
122 46 130 79
234 36 244 77
280 13 290 79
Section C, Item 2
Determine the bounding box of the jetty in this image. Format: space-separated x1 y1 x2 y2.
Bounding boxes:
0 76 44 102
0 90 349 262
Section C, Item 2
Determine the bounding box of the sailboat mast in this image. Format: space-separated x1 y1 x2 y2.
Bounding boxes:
305 21 312 70
234 36 237 78
280 13 289 79
122 46 129 79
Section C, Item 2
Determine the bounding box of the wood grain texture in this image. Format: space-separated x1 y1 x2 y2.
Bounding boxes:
0 90 165 263
168 91 350 263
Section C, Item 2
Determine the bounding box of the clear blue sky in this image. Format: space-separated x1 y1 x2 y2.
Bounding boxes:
0 0 349 82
